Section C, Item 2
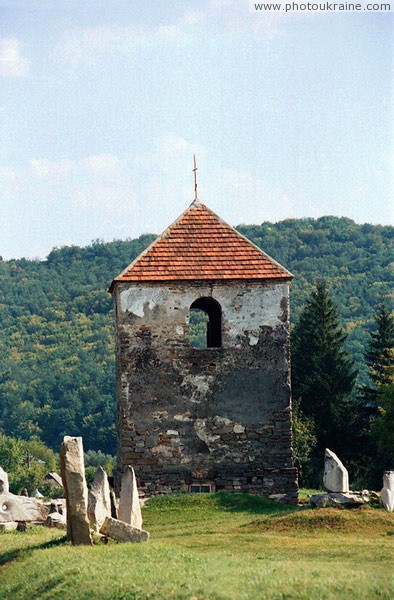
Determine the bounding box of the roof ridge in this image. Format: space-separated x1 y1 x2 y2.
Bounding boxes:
193 202 294 279
110 201 293 290
114 200 200 281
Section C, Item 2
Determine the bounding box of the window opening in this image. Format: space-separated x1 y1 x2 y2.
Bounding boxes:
189 297 222 348
189 482 214 493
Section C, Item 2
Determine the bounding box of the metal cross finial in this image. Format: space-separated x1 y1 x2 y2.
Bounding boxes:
193 154 198 201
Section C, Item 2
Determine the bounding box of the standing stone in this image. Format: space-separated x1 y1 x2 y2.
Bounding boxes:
0 467 9 494
60 436 92 545
118 466 142 530
323 448 349 493
87 466 111 532
380 471 394 512
99 516 149 542
110 489 118 519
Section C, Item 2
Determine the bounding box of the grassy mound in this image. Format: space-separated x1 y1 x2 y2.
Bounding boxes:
245 507 394 534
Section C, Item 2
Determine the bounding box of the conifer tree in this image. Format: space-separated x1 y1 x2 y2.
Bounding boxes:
366 305 394 470
291 280 357 464
366 304 394 391
372 385 394 468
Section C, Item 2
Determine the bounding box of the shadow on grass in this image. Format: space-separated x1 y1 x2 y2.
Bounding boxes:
214 491 300 515
0 534 67 568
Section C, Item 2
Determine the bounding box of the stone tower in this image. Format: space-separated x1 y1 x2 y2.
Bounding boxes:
109 200 298 503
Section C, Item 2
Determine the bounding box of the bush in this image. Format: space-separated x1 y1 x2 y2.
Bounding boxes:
84 449 116 475
0 433 58 495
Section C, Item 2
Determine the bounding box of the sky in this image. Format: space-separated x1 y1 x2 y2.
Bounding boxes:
0 0 393 260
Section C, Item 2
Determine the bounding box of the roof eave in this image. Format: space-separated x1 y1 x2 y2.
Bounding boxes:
108 274 293 293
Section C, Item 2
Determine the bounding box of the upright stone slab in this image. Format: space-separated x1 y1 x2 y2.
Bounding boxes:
87 466 111 532
0 467 9 494
380 471 394 512
118 465 142 529
110 489 118 519
60 436 92 545
324 448 349 493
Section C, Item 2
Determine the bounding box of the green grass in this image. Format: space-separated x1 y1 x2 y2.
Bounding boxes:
1 491 393 599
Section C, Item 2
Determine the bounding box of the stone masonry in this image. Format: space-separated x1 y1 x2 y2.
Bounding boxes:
110 202 298 503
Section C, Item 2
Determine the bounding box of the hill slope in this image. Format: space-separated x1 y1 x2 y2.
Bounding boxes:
0 217 392 453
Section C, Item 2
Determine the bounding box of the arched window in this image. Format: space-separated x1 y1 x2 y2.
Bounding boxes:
189 297 222 348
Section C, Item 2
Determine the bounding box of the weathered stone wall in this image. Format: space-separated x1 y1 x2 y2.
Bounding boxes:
113 280 298 503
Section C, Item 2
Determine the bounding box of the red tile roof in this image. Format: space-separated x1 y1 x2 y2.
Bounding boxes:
110 201 292 288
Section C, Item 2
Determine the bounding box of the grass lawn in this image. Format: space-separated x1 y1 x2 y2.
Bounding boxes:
0 491 393 599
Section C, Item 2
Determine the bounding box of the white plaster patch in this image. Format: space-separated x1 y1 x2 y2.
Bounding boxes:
152 411 168 421
248 332 259 346
119 286 167 317
120 379 130 402
182 374 213 403
233 424 245 434
214 281 289 344
166 430 179 436
213 416 232 426
194 419 220 445
194 418 205 431
174 413 192 422
118 281 289 348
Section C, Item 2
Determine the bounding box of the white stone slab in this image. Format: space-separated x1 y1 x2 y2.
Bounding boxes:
380 471 394 512
100 516 149 542
118 466 142 530
324 448 349 493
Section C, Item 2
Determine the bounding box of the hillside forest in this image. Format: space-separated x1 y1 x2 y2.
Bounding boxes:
0 216 392 489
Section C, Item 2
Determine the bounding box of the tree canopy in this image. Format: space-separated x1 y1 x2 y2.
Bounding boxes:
291 281 357 482
0 217 392 462
366 304 394 390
